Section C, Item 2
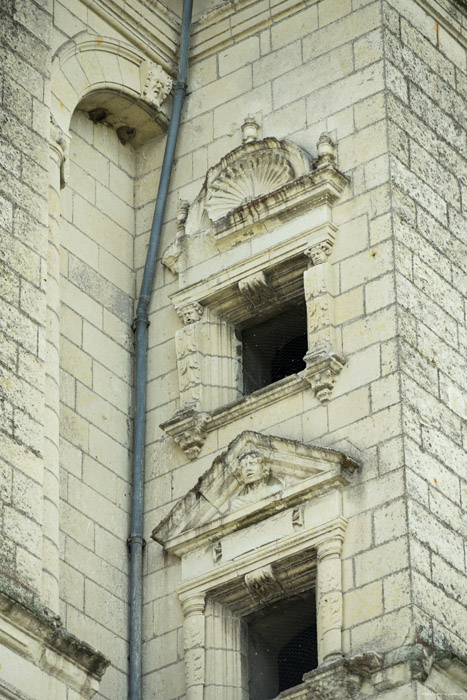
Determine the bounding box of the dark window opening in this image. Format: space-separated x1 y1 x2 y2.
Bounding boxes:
241 303 307 396
247 590 317 700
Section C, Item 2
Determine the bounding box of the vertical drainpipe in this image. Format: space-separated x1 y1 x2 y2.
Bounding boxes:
128 2 194 699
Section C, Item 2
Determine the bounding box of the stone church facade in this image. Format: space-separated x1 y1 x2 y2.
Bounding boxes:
0 0 466 699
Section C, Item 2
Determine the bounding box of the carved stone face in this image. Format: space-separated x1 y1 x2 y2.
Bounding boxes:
178 303 203 325
149 78 164 100
239 452 266 485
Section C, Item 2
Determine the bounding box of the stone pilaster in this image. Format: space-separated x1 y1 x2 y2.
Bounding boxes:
42 117 68 612
317 537 344 664
182 596 206 700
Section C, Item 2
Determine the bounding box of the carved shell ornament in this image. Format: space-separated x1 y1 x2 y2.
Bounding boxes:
205 150 295 221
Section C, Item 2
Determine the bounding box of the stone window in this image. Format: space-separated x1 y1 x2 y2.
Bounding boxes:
160 131 348 459
241 302 308 396
247 589 318 700
152 431 359 700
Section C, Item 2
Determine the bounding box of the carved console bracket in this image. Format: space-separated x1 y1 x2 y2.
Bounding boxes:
302 254 345 403
139 60 173 110
161 407 211 460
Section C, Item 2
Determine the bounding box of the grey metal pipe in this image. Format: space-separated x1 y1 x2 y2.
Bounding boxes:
129 2 193 698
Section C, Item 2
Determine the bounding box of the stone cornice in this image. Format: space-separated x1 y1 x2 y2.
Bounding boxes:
189 0 467 62
190 0 320 61
0 580 109 698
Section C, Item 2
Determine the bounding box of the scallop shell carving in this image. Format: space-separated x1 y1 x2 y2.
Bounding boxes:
205 151 295 221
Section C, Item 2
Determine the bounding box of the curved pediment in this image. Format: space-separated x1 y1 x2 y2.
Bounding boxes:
152 431 358 555
184 137 312 239
204 138 310 222
162 131 347 274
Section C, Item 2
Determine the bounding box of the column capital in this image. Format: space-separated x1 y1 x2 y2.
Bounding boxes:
317 536 344 561
182 595 205 617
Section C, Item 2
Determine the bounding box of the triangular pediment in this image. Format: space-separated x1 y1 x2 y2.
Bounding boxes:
152 431 358 553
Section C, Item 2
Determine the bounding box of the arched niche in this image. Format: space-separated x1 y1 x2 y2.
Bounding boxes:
50 33 174 146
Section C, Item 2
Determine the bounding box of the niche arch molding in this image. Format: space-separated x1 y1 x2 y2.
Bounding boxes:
50 33 174 147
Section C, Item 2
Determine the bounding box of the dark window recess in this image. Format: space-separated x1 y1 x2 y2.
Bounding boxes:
241 303 307 396
247 590 318 700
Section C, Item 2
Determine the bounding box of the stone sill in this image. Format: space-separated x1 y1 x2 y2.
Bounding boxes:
210 373 308 429
161 373 309 460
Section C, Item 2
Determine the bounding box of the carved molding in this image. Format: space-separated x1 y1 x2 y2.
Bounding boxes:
205 150 295 222
304 351 347 404
238 270 274 307
152 433 357 700
0 586 109 698
303 262 345 403
244 565 282 601
49 115 70 189
159 135 347 457
305 240 333 266
161 134 347 260
280 645 467 700
153 430 358 555
139 60 173 110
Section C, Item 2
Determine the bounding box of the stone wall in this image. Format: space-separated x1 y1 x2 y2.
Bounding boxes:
0 0 466 699
142 1 400 696
384 0 467 658
58 108 136 699
0 0 51 599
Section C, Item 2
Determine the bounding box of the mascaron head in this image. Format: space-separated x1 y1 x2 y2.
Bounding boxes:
236 451 270 485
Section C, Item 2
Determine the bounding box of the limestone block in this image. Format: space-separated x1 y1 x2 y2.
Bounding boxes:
342 306 397 355
60 337 92 387
328 387 370 432
82 323 130 383
373 498 407 545
253 41 301 86
61 502 95 550
350 605 413 652
218 36 260 76
61 278 103 329
344 469 404 519
344 580 383 628
342 510 372 557
186 66 252 119
306 61 384 121
270 6 318 50
273 44 354 110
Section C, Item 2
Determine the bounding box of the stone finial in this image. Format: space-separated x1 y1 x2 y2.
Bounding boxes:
241 115 260 143
317 132 337 168
140 61 173 110
177 199 190 234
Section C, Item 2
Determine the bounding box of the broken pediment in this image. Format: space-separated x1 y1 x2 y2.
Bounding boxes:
161 130 348 272
152 431 358 555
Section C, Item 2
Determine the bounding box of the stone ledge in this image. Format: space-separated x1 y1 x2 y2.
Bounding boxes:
277 644 467 699
0 577 109 698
